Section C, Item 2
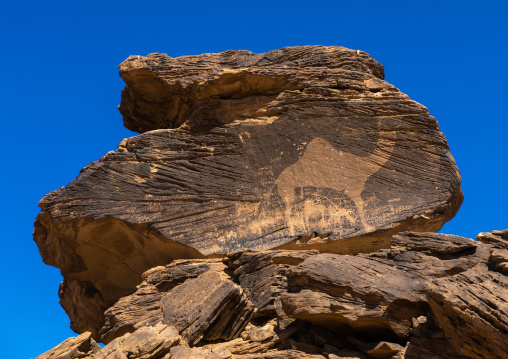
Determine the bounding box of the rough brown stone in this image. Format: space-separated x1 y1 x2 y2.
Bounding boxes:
488 247 508 274
201 337 277 356
281 253 428 341
59 278 108 339
390 231 477 255
35 233 508 359
424 264 508 358
225 250 318 317
167 345 221 359
35 332 101 359
241 320 276 342
95 323 180 359
363 231 490 278
33 214 205 304
231 350 326 359
476 229 508 249
118 47 385 133
404 316 447 359
100 259 228 344
161 270 255 345
99 278 163 344
362 341 404 359
226 250 318 275
99 251 319 347
33 46 463 313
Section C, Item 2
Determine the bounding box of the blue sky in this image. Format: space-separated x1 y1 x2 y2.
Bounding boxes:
1 1 506 358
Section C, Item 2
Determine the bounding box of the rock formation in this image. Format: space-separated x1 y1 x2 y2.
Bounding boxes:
33 46 462 314
32 46 506 359
37 232 508 359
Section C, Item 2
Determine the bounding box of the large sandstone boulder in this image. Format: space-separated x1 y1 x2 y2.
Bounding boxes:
33 46 463 324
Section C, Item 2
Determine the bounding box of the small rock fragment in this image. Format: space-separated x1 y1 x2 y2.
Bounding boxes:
95 323 180 359
425 264 508 358
35 332 100 359
488 248 508 274
364 341 405 359
161 270 255 345
476 230 508 249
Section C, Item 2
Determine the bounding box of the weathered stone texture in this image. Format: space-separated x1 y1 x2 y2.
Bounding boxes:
99 259 227 344
281 253 428 340
59 278 108 339
390 231 477 255
118 47 386 133
477 229 508 249
37 231 508 359
36 46 504 359
363 231 489 278
161 270 255 345
34 46 463 316
95 323 180 359
35 332 100 359
488 247 508 274
225 250 318 317
424 264 508 358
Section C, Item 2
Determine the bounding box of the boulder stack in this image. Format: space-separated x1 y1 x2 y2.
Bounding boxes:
37 233 508 359
33 47 506 359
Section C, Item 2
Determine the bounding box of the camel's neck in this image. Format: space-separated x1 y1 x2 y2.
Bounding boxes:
365 132 396 172
272 121 397 200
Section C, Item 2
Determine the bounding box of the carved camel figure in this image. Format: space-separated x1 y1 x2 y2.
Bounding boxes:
272 127 396 232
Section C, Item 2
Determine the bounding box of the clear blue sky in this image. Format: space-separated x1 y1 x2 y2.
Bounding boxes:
1 1 506 358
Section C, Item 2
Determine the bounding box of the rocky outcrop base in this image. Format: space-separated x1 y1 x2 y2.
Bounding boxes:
37 231 508 359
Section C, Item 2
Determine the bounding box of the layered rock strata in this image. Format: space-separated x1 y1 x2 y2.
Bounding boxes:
33 47 463 320
38 231 508 359
36 332 100 359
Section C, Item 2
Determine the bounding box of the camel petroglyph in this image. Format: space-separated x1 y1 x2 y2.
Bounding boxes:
272 126 396 232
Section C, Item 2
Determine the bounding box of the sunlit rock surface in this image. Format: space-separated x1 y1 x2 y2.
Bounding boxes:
33 47 465 357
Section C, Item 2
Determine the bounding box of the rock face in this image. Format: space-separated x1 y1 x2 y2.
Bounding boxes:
37 46 507 359
38 232 508 359
94 323 181 359
281 253 428 341
33 47 463 319
160 269 254 345
424 265 508 358
477 229 508 249
36 332 100 359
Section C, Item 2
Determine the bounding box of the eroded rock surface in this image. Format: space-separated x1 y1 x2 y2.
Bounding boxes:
99 251 318 345
225 249 318 317
161 270 254 345
38 232 508 359
34 47 463 314
95 323 180 359
59 278 109 339
36 332 100 359
281 253 428 341
99 259 228 343
424 264 508 358
477 229 508 249
363 231 488 278
390 232 477 255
